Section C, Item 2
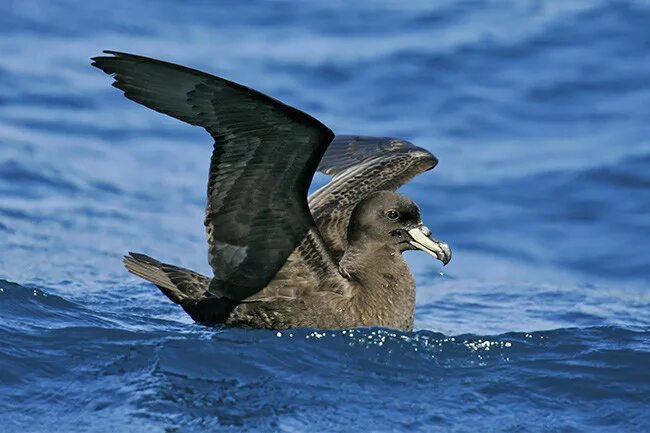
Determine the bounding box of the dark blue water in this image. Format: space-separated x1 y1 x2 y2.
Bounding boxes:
1 1 649 431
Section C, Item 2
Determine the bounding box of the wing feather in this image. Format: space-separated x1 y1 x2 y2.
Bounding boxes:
93 51 340 301
309 135 437 258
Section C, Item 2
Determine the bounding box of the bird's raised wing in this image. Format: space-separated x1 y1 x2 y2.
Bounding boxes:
92 51 339 301
309 135 437 259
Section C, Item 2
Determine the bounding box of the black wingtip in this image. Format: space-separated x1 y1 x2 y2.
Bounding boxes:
90 52 113 72
90 50 114 63
92 50 128 59
124 251 156 264
426 152 439 171
123 251 137 263
90 50 137 71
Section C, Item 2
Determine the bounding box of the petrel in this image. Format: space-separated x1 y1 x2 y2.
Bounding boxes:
92 51 451 331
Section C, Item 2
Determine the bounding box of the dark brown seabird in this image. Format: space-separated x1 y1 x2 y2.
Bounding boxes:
91 51 451 331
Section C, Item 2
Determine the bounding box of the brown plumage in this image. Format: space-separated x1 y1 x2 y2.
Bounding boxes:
94 51 451 331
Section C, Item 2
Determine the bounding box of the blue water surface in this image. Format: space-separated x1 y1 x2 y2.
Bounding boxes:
1 1 649 432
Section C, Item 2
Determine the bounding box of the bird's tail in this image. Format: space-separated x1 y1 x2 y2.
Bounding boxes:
123 252 236 324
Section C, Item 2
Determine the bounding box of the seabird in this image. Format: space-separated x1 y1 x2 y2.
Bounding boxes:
92 51 451 331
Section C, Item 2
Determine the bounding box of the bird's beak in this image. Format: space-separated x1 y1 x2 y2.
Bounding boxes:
407 225 451 265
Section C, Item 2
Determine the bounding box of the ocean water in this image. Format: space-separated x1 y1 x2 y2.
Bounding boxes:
1 0 649 431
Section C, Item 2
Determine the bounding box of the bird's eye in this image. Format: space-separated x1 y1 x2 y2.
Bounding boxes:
386 209 400 220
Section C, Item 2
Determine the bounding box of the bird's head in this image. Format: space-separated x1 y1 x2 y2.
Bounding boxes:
347 191 451 265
